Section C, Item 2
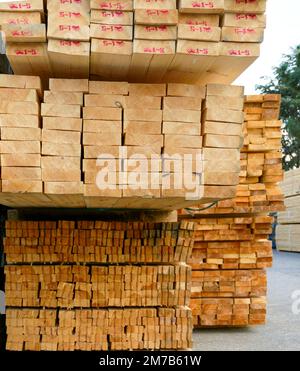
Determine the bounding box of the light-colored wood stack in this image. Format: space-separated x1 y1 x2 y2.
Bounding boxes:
0 74 42 194
90 0 133 80
41 78 88 205
4 219 194 264
2 0 49 81
0 0 267 83
0 77 246 209
6 307 192 351
180 93 283 328
277 168 300 252
4 219 194 350
47 0 90 78
189 215 273 270
184 94 284 215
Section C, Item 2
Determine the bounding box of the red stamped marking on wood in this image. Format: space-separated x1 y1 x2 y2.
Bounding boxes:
143 47 166 53
100 10 126 17
187 48 209 55
60 40 82 46
12 30 33 37
15 49 38 55
146 9 170 15
144 25 168 32
191 2 215 9
99 2 126 10
60 0 83 3
189 25 212 32
9 3 32 10
235 13 258 20
100 25 124 31
59 11 82 18
186 20 210 26
102 40 125 46
8 18 30 25
228 49 251 56
236 0 257 4
59 25 81 31
234 27 256 34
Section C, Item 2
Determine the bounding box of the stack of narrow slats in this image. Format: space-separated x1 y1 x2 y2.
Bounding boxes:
6 307 192 351
0 74 42 194
90 0 133 79
180 93 283 328
2 0 49 80
276 168 300 253
189 216 273 270
4 220 194 350
41 78 88 204
47 0 90 78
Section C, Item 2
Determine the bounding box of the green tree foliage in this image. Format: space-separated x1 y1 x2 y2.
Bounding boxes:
256 45 300 170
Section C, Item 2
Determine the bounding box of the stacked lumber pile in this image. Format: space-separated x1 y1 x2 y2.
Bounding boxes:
1 1 49 81
0 75 245 210
41 78 87 205
189 215 273 270
47 0 90 78
4 220 194 350
6 307 192 351
0 74 42 194
2 0 267 83
277 168 300 252
180 93 284 327
182 94 284 215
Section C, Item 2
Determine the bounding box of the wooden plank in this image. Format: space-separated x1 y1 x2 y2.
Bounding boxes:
0 88 38 102
124 108 162 122
90 24 133 40
41 103 81 118
0 114 40 128
179 0 225 14
1 154 40 167
134 0 176 9
0 141 40 154
44 182 83 195
135 9 178 25
202 121 242 136
178 25 221 41
49 78 89 92
2 167 41 180
0 12 41 25
42 117 82 132
48 40 90 79
167 83 205 98
1 127 41 141
83 132 122 145
83 107 122 120
203 108 244 124
203 134 241 148
206 83 244 97
90 39 132 80
205 95 244 110
1 180 42 193
90 10 133 25
222 13 266 28
42 129 81 144
44 91 83 105
91 0 133 11
0 74 42 95
163 107 201 122
128 83 166 96
0 0 44 12
124 133 163 147
134 25 177 40
179 13 220 26
163 122 200 135
83 120 122 133
89 81 129 95
42 142 81 156
221 27 264 43
1 24 46 43
163 96 202 110
0 101 39 115
124 121 162 134
164 135 202 148
224 0 266 13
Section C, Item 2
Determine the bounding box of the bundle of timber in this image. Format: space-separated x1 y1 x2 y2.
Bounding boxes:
0 74 42 194
277 168 300 253
4 219 194 350
41 78 87 205
179 92 283 328
6 307 192 351
1 0 49 82
0 76 245 209
47 0 90 78
180 93 284 216
2 0 267 83
189 215 273 270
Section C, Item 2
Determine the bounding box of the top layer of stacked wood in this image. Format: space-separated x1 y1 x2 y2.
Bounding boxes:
1 0 267 84
0 75 245 210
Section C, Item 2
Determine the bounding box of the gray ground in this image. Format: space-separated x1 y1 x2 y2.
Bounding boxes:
193 250 300 351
